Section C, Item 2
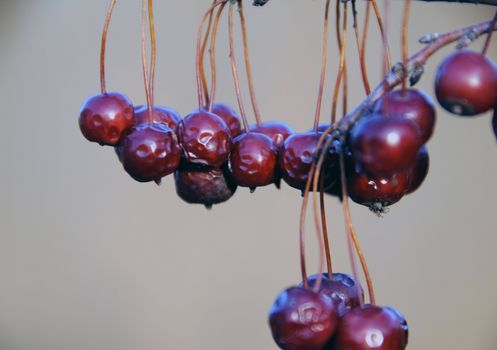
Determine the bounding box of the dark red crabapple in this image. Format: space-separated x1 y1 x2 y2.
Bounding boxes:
177 111 232 167
305 273 364 316
435 50 497 116
208 103 243 137
174 163 237 209
330 305 408 350
118 124 181 183
79 92 134 146
347 160 409 214
249 121 295 148
373 89 436 143
269 286 339 350
407 145 429 194
348 114 422 177
133 105 181 130
229 132 278 188
279 132 332 190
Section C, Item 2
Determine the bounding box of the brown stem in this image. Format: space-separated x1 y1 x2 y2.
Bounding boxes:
320 173 333 276
148 0 156 106
208 2 227 112
399 1 411 91
342 64 348 117
196 1 226 110
238 0 263 126
141 0 152 123
482 10 497 55
313 0 331 132
331 0 348 123
200 2 216 107
356 0 372 95
100 0 117 94
371 0 392 70
228 2 250 131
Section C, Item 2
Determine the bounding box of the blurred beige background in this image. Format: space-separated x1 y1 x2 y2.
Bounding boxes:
0 1 496 349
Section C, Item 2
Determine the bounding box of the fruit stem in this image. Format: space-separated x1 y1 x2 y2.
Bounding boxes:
100 0 117 94
208 2 227 112
338 149 376 307
148 0 157 107
200 2 216 107
320 175 333 276
356 0 372 95
238 0 263 127
371 0 392 70
141 0 153 123
401 0 412 91
331 0 348 124
196 1 226 111
482 10 497 55
228 2 250 131
313 0 331 132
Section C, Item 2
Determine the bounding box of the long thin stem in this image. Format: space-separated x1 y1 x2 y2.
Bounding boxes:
331 0 348 123
360 1 372 95
313 0 331 132
238 0 263 126
482 10 497 55
200 2 216 107
141 0 152 123
208 2 227 112
320 173 333 276
196 1 226 110
371 0 392 70
148 0 156 106
100 0 117 94
401 0 412 91
353 0 371 95
228 2 250 130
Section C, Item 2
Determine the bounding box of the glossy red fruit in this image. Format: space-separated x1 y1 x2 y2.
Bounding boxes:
229 133 278 188
407 145 429 194
134 105 181 130
79 92 134 146
373 89 436 143
269 286 339 350
177 111 232 167
330 305 408 350
435 50 497 116
208 103 243 138
348 114 422 177
174 163 237 209
279 132 331 190
306 273 364 316
347 160 409 213
249 121 295 148
118 124 181 183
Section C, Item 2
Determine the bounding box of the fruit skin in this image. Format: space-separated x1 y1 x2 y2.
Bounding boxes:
177 111 232 167
348 114 422 177
305 273 364 316
249 121 295 148
407 145 429 194
229 132 278 188
134 105 181 130
347 162 409 210
174 163 237 208
79 92 134 146
118 124 181 183
373 89 436 143
329 305 408 350
279 132 331 190
435 50 497 116
269 286 339 350
208 103 243 138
